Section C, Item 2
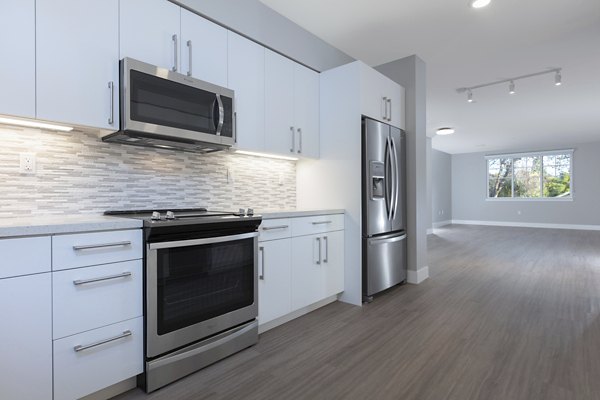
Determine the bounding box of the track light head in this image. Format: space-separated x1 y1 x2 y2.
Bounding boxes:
555 70 562 86
509 81 516 95
467 90 474 103
470 0 491 8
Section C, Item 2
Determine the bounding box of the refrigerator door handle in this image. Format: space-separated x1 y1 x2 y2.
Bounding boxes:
384 136 392 221
390 136 400 220
389 136 397 221
368 233 407 245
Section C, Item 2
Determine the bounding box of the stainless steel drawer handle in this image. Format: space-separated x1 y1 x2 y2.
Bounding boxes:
261 225 289 231
72 241 132 251
311 221 332 225
73 271 132 286
74 330 132 352
108 81 114 125
259 246 265 280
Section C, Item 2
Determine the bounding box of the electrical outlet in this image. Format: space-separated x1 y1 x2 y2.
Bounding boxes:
227 168 235 184
278 173 284 186
19 153 36 174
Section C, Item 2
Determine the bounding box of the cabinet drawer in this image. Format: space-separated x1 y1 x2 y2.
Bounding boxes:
259 218 292 242
0 236 51 279
52 229 142 270
52 260 143 339
291 214 344 237
53 317 143 400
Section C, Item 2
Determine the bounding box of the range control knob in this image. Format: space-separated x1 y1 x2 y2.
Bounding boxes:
151 211 161 221
247 208 254 216
165 211 175 220
238 208 246 216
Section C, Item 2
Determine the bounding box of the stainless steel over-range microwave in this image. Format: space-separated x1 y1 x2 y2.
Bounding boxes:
102 57 235 153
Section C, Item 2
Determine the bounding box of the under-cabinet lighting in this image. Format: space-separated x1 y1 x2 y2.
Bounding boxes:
0 116 73 132
235 150 299 161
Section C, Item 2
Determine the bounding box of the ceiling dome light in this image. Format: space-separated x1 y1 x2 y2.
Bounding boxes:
470 0 491 8
555 70 562 86
509 81 516 95
436 127 455 135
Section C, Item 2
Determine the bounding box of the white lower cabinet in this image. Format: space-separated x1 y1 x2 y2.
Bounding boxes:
0 273 52 400
53 317 143 400
258 238 292 324
258 214 344 329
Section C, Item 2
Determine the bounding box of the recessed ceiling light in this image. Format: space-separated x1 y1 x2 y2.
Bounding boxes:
436 127 455 136
0 116 73 132
470 0 491 8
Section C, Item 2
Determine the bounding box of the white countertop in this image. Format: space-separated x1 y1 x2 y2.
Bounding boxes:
258 209 345 219
0 214 142 238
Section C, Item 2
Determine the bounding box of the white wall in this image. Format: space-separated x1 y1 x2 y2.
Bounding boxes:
431 148 452 224
426 137 433 230
452 141 600 227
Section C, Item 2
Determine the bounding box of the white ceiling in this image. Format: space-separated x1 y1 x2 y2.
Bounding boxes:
259 0 600 154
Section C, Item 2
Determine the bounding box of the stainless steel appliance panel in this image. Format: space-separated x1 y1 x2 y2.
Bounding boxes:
363 118 392 236
390 126 406 232
363 232 407 296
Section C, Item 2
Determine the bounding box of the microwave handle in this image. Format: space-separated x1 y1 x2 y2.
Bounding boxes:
215 94 224 136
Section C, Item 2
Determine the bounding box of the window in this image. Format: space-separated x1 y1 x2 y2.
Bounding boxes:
487 150 572 199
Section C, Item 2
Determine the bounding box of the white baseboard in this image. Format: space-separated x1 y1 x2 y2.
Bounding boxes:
258 295 339 334
433 220 452 228
407 266 429 284
451 219 600 231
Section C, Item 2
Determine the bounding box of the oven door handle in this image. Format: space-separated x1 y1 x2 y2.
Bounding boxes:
148 232 259 250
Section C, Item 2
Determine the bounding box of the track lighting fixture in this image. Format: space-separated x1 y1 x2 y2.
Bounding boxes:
457 67 562 102
555 70 562 86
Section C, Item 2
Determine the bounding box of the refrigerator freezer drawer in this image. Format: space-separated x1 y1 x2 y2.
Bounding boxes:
363 233 407 297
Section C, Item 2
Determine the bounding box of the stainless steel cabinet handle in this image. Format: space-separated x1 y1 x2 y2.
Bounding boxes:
172 34 178 72
387 98 392 121
261 225 289 231
259 246 265 280
290 126 295 153
108 81 114 125
186 40 193 76
311 220 332 225
72 241 131 251
316 237 321 265
323 236 328 263
382 96 388 120
297 128 302 154
73 271 132 286
74 330 132 352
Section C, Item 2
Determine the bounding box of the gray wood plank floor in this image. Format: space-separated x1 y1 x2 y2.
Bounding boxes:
117 225 600 400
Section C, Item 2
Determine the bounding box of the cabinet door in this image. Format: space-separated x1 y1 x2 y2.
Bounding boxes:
265 50 295 155
388 84 406 130
293 64 320 158
0 0 35 118
180 8 227 87
228 32 265 151
291 234 325 310
36 0 119 130
323 230 344 297
258 239 291 324
0 273 52 400
120 0 181 71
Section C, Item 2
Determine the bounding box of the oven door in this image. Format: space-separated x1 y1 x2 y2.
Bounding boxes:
121 57 234 147
146 232 258 358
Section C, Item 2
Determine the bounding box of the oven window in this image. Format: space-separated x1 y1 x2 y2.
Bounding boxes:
129 70 218 134
156 238 254 335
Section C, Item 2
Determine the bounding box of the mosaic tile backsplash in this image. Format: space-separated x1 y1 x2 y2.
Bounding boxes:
0 126 296 217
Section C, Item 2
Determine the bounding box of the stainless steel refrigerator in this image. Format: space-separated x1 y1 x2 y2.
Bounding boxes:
362 117 407 301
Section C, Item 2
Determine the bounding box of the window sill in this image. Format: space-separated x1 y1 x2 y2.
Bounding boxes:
485 197 573 202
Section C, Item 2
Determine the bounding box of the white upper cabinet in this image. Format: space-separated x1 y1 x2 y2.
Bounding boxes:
228 32 265 152
0 0 35 119
265 50 295 155
265 50 320 158
36 0 119 130
120 0 181 71
293 64 320 158
180 9 228 87
360 63 405 129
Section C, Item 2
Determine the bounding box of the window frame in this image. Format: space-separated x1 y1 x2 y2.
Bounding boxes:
485 149 574 201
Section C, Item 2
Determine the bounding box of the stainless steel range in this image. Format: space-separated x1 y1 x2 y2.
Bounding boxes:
105 208 261 392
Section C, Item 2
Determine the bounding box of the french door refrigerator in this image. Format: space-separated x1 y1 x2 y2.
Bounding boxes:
362 117 407 301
